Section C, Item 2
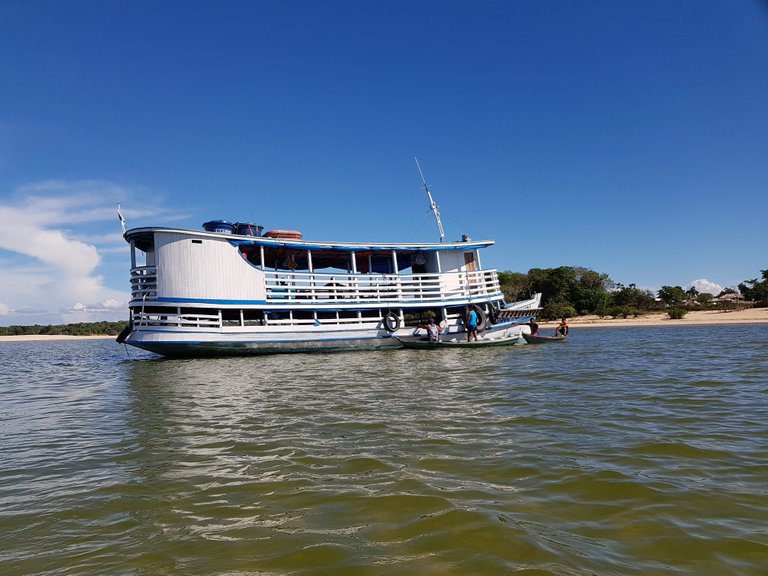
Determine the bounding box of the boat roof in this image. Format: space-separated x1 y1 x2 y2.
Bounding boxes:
124 226 494 253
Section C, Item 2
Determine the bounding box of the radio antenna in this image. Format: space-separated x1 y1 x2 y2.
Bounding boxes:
415 157 445 242
117 203 126 235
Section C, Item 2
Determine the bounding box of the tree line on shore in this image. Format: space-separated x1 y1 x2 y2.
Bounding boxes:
499 266 768 320
0 321 127 337
0 268 765 334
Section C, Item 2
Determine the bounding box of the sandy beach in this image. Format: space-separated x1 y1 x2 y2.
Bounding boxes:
0 334 115 343
538 307 768 330
1 308 766 343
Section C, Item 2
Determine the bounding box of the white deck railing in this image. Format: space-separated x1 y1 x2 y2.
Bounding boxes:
130 266 158 299
262 269 500 304
132 311 222 329
129 266 501 305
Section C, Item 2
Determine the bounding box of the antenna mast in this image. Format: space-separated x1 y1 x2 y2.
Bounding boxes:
415 157 445 242
117 203 126 235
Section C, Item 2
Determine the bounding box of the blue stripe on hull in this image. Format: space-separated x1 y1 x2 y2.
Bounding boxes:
129 336 403 357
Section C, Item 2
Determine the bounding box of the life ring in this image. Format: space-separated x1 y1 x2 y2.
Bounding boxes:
473 304 487 333
383 312 400 332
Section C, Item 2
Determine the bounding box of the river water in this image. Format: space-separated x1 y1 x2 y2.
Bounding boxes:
1 324 766 575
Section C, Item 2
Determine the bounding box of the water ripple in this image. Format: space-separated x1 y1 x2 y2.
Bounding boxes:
1 327 767 575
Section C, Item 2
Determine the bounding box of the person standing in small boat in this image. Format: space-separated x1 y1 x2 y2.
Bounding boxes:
418 317 443 343
465 306 479 341
527 317 539 336
555 317 569 337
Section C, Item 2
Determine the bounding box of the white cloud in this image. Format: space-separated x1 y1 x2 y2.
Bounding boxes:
0 180 166 325
689 278 723 296
101 298 124 310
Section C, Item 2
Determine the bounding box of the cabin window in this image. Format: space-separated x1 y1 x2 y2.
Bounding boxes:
180 307 215 316
242 309 266 325
248 247 309 271
221 309 241 326
192 239 203 244
404 308 444 327
369 256 393 274
142 306 173 314
412 251 427 273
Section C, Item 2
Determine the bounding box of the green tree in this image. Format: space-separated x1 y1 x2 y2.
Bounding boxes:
570 268 611 315
738 268 768 303
657 285 686 306
497 271 531 302
697 292 715 306
0 321 127 337
667 308 688 319
610 283 656 310
527 266 577 305
504 266 614 316
541 301 578 321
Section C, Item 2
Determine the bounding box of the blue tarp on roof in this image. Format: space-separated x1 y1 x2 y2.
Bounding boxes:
227 239 489 252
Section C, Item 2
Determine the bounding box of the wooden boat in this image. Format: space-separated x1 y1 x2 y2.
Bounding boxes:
397 333 521 349
522 333 566 344
117 164 534 357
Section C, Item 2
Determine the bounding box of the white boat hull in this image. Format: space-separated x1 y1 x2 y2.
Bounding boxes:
125 319 528 356
125 323 397 356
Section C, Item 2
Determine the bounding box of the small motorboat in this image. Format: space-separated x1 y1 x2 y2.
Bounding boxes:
397 333 522 349
522 333 566 344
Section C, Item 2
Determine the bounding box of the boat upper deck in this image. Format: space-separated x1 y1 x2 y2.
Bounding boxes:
124 226 494 254
124 226 503 309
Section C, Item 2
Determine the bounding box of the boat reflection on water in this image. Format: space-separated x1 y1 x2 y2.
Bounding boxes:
120 348 513 571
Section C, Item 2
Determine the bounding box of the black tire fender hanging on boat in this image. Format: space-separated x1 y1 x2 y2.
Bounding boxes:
487 306 498 326
473 305 487 333
116 320 132 344
383 312 400 332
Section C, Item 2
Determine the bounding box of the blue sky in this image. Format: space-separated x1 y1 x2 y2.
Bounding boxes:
1 0 767 325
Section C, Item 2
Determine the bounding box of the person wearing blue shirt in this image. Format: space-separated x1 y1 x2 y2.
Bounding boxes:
465 306 478 341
